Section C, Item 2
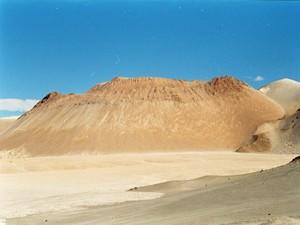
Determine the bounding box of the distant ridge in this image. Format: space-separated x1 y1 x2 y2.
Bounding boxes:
260 78 300 115
0 76 284 156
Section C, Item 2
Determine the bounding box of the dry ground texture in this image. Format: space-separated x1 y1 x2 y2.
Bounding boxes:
0 152 296 225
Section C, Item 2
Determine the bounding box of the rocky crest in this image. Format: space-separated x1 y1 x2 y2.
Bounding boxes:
206 76 247 95
34 92 63 108
86 76 248 103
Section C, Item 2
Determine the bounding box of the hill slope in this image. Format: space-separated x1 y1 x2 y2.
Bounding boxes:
0 76 284 156
0 117 17 135
238 78 300 154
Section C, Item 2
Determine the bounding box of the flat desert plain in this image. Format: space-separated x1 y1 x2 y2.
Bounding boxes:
0 151 296 225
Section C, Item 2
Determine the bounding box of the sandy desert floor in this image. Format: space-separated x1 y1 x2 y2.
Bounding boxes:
0 151 296 225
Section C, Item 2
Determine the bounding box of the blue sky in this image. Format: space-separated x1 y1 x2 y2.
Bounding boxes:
0 0 300 117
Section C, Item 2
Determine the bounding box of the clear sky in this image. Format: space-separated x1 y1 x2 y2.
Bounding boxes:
0 0 300 117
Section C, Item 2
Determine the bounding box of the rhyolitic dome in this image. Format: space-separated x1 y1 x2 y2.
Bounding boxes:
0 76 284 156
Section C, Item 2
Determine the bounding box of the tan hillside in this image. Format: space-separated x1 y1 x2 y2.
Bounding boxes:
0 117 18 135
0 76 284 156
238 78 300 154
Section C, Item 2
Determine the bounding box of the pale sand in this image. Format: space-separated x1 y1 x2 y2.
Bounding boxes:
0 151 296 224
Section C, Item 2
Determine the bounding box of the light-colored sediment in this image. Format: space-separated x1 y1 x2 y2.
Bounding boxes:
0 118 16 135
0 152 295 224
7 154 299 225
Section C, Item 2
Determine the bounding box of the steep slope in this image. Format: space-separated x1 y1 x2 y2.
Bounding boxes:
238 78 300 154
0 76 284 156
10 157 300 225
0 117 17 135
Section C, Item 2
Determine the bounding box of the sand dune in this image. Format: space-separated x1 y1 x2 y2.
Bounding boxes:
0 76 284 155
238 78 300 154
7 155 299 225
